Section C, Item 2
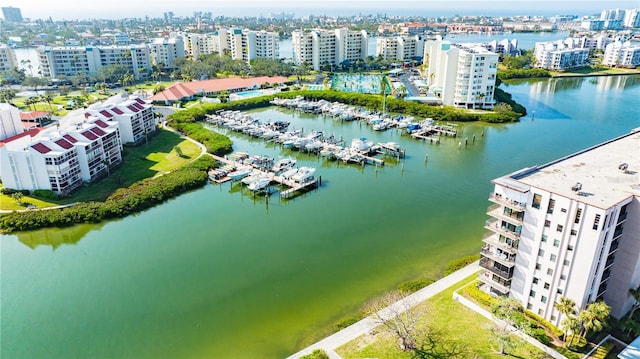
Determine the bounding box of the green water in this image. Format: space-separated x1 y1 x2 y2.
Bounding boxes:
2 75 639 358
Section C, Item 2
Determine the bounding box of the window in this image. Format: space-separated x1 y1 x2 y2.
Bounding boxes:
574 208 582 224
571 229 577 236
557 224 564 233
541 296 547 303
533 277 539 284
567 244 574 251
553 239 560 247
593 214 601 230
532 194 542 209
557 288 564 294
527 303 533 310
538 249 545 257
547 268 554 276
550 254 557 262
551 315 557 321
547 199 555 214
563 259 570 266
560 274 567 280
544 282 550 289
536 263 542 270
538 309 545 316
541 234 548 242
530 290 536 297
561 208 567 213
544 220 551 228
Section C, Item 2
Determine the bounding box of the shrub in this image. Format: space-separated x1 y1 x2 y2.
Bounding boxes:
398 278 434 294
301 349 330 359
524 310 564 338
32 189 59 200
334 314 363 331
461 281 498 309
444 255 480 276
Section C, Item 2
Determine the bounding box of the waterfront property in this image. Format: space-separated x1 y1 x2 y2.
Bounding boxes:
292 28 368 71
479 129 640 326
423 38 499 109
533 40 590 71
331 74 389 94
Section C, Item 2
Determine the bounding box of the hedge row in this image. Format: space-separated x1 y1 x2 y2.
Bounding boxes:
462 281 498 309
444 254 480 276
524 309 564 338
0 157 216 233
497 68 551 80
276 90 524 123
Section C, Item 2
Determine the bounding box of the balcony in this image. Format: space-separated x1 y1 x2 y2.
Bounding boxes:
485 218 521 240
480 257 513 279
617 212 628 224
482 232 518 254
613 227 624 239
487 203 524 226
478 271 511 294
481 247 516 267
489 192 526 211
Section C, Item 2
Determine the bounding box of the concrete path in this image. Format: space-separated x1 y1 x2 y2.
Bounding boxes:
287 261 480 359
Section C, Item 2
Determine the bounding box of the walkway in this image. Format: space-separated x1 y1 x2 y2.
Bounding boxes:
287 261 480 359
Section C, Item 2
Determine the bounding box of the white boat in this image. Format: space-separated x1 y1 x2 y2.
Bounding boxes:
228 167 252 180
241 172 263 185
351 137 374 152
281 168 299 180
305 140 324 152
248 177 271 191
291 167 316 183
272 158 296 173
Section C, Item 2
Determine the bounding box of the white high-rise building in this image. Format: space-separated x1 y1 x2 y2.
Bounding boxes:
185 33 221 59
376 35 425 61
149 36 185 70
215 28 279 62
533 41 590 71
0 103 23 141
623 9 640 28
0 43 17 72
423 39 498 109
603 41 640 67
37 45 152 80
479 129 640 324
601 8 627 21
292 28 368 71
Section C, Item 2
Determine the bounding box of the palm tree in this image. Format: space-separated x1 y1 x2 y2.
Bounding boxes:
555 297 577 341
561 316 581 347
621 317 640 338
578 301 610 337
630 285 640 319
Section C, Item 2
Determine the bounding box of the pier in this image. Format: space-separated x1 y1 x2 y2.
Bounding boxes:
209 154 320 199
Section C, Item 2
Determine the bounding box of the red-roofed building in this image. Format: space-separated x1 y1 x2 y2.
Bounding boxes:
81 130 98 141
148 76 290 104
94 120 109 128
111 107 124 115
99 110 113 118
54 138 73 150
31 142 52 154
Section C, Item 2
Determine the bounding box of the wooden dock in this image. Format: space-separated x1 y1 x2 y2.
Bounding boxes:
411 131 441 143
209 154 320 199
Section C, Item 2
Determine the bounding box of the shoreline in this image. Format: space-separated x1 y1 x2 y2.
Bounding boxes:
551 70 640 79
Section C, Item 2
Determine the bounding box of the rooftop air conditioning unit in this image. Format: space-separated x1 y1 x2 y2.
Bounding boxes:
571 182 582 192
618 163 628 172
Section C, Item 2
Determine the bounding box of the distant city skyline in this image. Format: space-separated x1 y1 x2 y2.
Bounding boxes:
5 0 639 20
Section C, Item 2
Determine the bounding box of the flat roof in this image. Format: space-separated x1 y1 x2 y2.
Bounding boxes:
513 130 640 209
618 335 640 359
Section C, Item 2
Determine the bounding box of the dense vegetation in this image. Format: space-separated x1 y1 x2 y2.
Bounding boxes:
277 90 525 122
0 157 215 233
497 68 551 80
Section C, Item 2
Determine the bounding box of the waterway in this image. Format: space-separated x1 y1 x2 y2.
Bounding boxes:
1 75 639 358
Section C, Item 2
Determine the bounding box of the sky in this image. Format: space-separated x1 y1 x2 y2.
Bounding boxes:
5 0 639 20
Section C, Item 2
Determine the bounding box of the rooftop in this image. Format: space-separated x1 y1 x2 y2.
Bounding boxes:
510 129 640 209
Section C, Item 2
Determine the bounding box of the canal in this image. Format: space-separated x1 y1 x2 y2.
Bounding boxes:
1 75 639 358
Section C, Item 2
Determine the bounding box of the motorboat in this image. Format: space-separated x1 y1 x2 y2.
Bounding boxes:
291 167 316 183
350 137 373 152
272 158 297 173
248 177 271 191
228 167 252 180
281 168 299 180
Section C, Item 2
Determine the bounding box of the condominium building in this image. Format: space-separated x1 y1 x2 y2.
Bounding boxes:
423 39 498 109
0 103 23 141
533 41 590 70
623 9 640 28
185 32 221 59
149 36 185 70
0 95 153 195
376 35 425 61
479 130 640 325
602 41 640 67
37 45 152 80
292 28 368 71
0 43 17 72
1 6 22 22
216 28 279 62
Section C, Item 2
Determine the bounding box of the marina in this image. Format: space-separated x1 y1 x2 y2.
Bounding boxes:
2 75 639 359
208 153 320 199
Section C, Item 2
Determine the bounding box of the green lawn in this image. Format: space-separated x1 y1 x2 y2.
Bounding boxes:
0 129 201 210
336 273 549 359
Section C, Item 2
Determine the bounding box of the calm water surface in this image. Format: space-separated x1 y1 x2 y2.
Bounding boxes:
1 75 639 358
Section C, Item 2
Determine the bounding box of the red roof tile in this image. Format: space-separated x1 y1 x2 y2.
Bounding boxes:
134 97 146 105
133 103 145 111
148 76 289 102
111 107 124 115
63 134 78 143
95 119 109 128
0 128 45 144
19 111 49 121
85 112 92 118
31 142 52 154
127 104 140 113
99 109 113 118
81 130 98 141
55 138 73 149
91 127 106 136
